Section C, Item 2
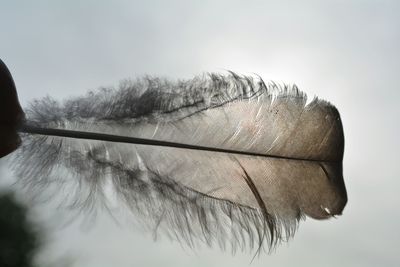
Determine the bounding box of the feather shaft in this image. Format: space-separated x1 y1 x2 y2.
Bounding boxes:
19 123 337 163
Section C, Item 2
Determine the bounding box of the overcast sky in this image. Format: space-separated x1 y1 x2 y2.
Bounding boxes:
1 1 399 266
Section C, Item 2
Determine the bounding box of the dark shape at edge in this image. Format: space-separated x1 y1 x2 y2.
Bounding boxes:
0 59 25 158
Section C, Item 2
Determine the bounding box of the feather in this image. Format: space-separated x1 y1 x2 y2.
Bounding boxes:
8 72 347 252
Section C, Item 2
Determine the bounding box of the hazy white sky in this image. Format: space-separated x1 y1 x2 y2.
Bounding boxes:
1 1 399 266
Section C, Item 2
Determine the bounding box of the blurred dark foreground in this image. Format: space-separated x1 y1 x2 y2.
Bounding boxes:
0 191 40 267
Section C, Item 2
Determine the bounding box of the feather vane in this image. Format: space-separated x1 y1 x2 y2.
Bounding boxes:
11 73 347 252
